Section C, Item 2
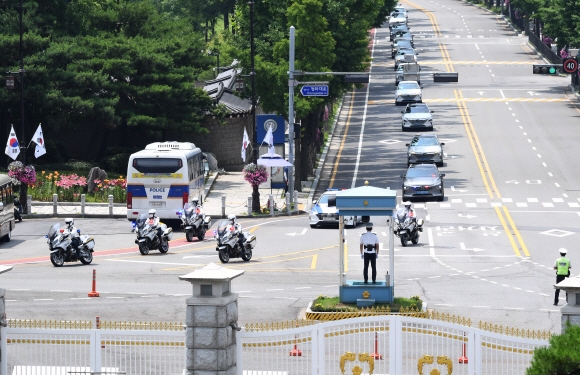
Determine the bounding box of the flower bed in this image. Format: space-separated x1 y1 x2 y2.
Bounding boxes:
30 171 127 203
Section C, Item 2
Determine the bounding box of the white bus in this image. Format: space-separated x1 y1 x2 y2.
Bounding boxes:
0 174 15 242
126 142 205 221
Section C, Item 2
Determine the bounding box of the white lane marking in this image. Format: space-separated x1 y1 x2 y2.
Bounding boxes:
295 287 311 290
539 293 550 297
429 276 441 279
532 147 537 150
542 163 547 167
525 290 534 293
527 139 531 143
165 294 190 297
475 44 479 50
5 300 17 302
555 183 560 187
351 25 377 188
548 172 553 176
537 154 542 158
568 203 580 207
140 295 158 298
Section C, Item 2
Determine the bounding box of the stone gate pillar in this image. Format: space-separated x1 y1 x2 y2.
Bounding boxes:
180 263 244 375
554 278 580 332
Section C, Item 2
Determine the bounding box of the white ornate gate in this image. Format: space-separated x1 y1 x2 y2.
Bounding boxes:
237 314 550 375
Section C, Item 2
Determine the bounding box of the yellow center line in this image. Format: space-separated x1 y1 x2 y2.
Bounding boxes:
494 207 521 257
329 92 355 188
311 254 318 269
454 89 493 198
403 0 441 37
502 206 530 257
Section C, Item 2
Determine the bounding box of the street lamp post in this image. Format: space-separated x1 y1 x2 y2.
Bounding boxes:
18 0 25 165
249 1 260 212
208 50 220 79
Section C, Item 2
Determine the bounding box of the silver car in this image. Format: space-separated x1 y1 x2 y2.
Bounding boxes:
389 13 407 28
401 103 434 131
309 190 360 228
406 134 445 167
394 49 418 70
395 81 422 106
401 164 445 201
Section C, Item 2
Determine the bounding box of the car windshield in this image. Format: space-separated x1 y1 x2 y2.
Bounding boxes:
406 105 430 114
398 82 420 90
406 166 439 178
392 13 405 18
411 137 439 146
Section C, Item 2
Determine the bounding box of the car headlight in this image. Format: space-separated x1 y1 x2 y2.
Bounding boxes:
409 151 416 155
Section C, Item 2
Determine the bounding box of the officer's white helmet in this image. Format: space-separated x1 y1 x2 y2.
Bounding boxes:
192 197 199 205
559 248 567 255
65 218 74 228
148 209 156 219
228 214 236 224
404 201 412 209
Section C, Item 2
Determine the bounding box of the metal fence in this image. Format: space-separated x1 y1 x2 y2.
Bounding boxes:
237 314 550 375
528 32 563 66
1 320 185 375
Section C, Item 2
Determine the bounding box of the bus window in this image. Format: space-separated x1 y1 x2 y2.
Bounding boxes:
132 158 182 173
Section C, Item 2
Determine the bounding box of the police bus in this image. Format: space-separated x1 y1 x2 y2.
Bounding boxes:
0 174 15 242
126 142 205 221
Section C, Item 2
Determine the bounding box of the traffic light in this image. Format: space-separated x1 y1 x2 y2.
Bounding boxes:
533 64 559 75
344 74 369 83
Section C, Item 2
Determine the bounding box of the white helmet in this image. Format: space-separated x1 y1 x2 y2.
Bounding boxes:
228 214 236 224
65 218 74 228
148 209 156 219
191 198 199 206
559 248 568 255
404 201 412 209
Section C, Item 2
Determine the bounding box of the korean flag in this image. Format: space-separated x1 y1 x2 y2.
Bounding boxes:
4 125 20 160
32 124 46 158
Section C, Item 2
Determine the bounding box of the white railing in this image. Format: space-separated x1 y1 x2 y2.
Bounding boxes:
237 315 549 375
1 326 185 375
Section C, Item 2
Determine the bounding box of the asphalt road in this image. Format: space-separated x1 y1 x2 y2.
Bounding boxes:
1 0 579 334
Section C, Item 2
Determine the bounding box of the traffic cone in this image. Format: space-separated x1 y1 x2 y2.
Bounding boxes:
289 324 302 356
371 331 383 360
458 332 468 364
88 269 100 297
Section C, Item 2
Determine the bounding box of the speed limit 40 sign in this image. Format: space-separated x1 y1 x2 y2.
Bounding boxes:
563 58 578 74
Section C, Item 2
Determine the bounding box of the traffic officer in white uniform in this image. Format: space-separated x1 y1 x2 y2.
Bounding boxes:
360 222 380 284
554 248 572 305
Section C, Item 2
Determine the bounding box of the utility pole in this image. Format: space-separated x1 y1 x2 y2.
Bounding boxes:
19 0 25 165
287 26 295 209
249 1 260 212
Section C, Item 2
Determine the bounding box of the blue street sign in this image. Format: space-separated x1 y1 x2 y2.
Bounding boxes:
300 85 329 97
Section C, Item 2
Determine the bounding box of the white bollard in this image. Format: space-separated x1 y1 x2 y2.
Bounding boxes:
108 195 114 217
52 194 58 217
81 194 86 216
221 196 226 218
286 194 291 215
294 190 299 213
269 194 274 217
27 194 31 215
247 196 252 216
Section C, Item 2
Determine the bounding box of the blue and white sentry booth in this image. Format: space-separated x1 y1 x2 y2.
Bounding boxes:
334 182 397 305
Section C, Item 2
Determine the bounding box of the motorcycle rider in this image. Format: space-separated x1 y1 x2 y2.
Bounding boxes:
401 201 415 218
148 209 163 242
191 198 202 215
64 218 81 259
228 214 244 249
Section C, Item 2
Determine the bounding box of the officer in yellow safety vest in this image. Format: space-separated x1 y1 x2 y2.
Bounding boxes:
553 248 572 306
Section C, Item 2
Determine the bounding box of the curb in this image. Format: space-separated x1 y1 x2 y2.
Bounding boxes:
306 96 346 211
203 172 219 201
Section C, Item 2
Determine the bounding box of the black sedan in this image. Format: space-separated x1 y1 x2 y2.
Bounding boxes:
401 164 445 201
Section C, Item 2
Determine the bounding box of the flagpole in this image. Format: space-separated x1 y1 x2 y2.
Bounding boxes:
18 0 25 165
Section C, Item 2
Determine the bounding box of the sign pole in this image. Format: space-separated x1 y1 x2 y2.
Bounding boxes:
288 26 295 209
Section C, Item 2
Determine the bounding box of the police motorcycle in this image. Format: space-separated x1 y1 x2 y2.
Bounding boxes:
180 200 211 242
215 215 256 263
132 210 173 255
46 219 95 267
394 207 424 247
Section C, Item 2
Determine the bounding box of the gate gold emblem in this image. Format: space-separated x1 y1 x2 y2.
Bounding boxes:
362 291 370 299
418 355 453 375
340 352 375 375
363 200 369 206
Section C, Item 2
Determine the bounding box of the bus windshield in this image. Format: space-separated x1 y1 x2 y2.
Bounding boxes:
132 158 183 173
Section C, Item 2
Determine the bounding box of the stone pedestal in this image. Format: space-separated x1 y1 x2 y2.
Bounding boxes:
180 263 244 375
554 277 580 332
